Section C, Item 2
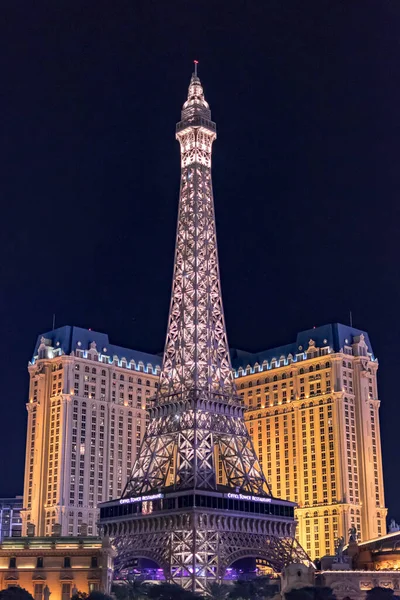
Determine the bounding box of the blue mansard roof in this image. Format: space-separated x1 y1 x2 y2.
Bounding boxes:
32 323 374 374
32 326 162 368
230 323 374 371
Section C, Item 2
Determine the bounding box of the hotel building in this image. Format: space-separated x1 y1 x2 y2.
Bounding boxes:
232 323 386 559
0 535 114 598
22 323 386 559
22 326 159 538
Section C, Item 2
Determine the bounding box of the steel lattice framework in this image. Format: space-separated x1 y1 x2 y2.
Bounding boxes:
123 69 269 498
100 67 310 593
106 510 309 591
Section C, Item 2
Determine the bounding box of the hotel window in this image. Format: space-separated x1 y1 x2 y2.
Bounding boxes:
62 585 71 600
34 585 43 600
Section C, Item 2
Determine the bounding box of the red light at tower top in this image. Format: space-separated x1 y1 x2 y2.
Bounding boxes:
194 59 198 76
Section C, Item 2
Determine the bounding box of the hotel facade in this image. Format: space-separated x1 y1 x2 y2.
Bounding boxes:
231 323 386 559
22 327 159 539
22 323 386 559
0 536 114 598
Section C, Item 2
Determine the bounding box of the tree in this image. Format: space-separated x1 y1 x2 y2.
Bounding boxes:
366 588 395 600
285 587 336 600
208 582 230 600
112 586 128 600
229 578 279 600
0 588 34 600
72 592 113 600
71 593 87 600
113 579 149 600
87 593 113 600
145 583 200 600
228 580 254 600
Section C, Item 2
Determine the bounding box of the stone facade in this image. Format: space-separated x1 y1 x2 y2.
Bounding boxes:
22 326 159 537
0 536 114 599
234 323 386 558
22 323 386 559
320 570 400 600
280 532 400 600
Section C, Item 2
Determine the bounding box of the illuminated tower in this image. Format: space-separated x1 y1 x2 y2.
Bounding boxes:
123 64 267 497
100 66 309 592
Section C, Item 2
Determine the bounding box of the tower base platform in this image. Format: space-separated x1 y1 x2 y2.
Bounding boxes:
100 488 310 593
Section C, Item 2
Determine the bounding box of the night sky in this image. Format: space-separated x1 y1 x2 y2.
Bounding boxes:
1 1 400 520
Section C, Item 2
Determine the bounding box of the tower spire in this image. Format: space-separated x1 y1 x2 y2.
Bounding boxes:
123 69 270 495
101 70 309 593
159 69 233 401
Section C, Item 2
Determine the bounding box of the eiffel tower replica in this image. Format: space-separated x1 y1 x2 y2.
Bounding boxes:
99 65 309 592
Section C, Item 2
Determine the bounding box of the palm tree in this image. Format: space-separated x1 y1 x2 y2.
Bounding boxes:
208 582 230 600
145 582 200 600
285 586 336 600
87 593 113 600
71 592 88 600
229 577 278 600
126 579 150 600
228 580 253 600
113 578 149 600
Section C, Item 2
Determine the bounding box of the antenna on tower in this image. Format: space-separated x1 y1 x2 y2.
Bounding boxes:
52 313 56 331
194 60 198 76
349 310 353 328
